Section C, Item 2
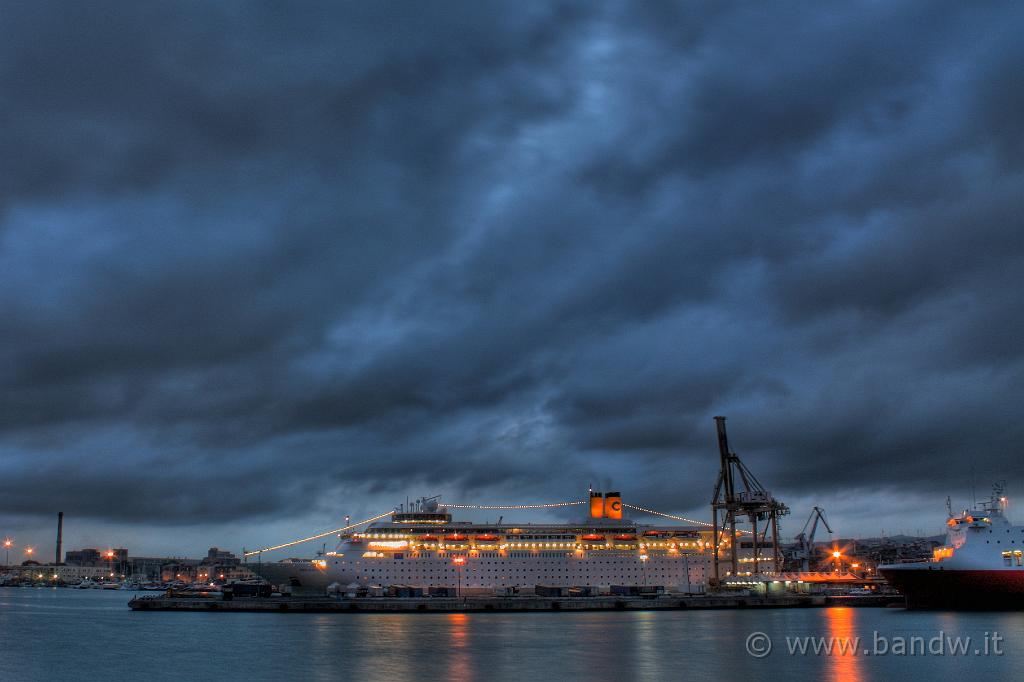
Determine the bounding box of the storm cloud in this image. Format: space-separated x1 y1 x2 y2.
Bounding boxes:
2 1 1023 553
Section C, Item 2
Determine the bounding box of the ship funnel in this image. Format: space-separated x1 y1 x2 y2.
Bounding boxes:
590 491 604 518
605 492 622 520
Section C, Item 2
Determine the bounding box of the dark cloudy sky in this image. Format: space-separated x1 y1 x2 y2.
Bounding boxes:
3 1 1023 557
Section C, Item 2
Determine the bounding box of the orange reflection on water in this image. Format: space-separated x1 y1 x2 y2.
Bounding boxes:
824 607 863 682
446 613 472 682
447 613 469 638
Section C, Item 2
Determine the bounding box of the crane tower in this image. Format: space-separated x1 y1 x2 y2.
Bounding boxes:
710 416 790 583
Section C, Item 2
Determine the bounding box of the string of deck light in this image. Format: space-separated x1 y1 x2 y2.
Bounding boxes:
245 500 746 555
242 511 393 557
447 501 586 510
623 503 751 535
622 503 712 526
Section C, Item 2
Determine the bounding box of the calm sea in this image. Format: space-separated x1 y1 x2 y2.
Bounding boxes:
1 587 1022 681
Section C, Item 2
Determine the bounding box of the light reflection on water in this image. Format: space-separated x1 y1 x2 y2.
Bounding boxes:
1 588 1022 682
824 607 863 682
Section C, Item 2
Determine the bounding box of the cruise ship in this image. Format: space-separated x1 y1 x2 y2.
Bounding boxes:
249 492 711 594
880 485 1024 609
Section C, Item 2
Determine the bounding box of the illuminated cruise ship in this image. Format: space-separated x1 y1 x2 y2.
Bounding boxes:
251 492 711 594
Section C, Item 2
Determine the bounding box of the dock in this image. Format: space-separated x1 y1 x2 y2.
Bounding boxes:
129 593 903 613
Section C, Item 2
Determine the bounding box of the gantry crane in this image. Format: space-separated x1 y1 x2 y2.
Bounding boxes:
710 416 790 582
793 506 832 572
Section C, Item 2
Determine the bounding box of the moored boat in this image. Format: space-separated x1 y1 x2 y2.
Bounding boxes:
880 485 1024 609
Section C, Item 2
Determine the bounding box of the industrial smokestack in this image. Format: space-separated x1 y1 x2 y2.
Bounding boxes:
56 512 64 565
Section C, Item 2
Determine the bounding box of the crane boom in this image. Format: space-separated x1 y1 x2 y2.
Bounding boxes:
794 506 832 572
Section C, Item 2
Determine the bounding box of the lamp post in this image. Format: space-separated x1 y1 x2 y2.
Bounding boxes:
683 553 691 594
640 554 648 587
832 550 841 573
453 556 465 599
3 539 11 568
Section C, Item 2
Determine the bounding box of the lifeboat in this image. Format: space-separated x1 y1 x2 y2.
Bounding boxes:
420 535 439 541
445 534 467 541
643 530 666 537
614 534 636 541
475 534 499 541
581 533 604 541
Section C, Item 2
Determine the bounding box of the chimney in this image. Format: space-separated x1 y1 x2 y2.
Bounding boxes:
604 492 622 520
56 512 64 565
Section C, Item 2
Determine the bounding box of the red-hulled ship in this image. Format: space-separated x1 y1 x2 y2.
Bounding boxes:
880 485 1024 609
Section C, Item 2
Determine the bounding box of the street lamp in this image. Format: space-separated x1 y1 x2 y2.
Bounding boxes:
832 550 841 573
452 556 466 598
640 554 649 586
682 552 691 594
3 538 11 568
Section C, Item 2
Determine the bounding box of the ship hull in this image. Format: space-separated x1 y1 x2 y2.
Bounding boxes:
880 566 1024 610
244 562 333 594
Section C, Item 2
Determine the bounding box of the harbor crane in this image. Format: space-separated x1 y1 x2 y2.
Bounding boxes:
793 506 832 572
710 416 790 582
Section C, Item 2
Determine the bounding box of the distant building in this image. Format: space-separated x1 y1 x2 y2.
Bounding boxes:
160 559 201 583
4 564 118 583
55 547 253 583
64 548 128 567
64 549 101 566
204 547 240 566
126 557 175 581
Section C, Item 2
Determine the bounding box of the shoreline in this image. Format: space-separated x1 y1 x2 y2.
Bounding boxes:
129 593 903 613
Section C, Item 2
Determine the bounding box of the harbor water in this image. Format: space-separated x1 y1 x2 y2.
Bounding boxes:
2 587 1022 681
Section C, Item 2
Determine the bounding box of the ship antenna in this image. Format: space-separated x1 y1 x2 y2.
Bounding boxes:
946 496 952 518
971 466 977 509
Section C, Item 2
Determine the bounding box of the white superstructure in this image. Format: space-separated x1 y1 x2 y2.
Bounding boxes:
254 496 712 594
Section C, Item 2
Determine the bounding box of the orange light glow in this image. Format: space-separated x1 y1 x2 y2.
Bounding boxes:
832 550 841 558
452 556 466 566
824 607 862 682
